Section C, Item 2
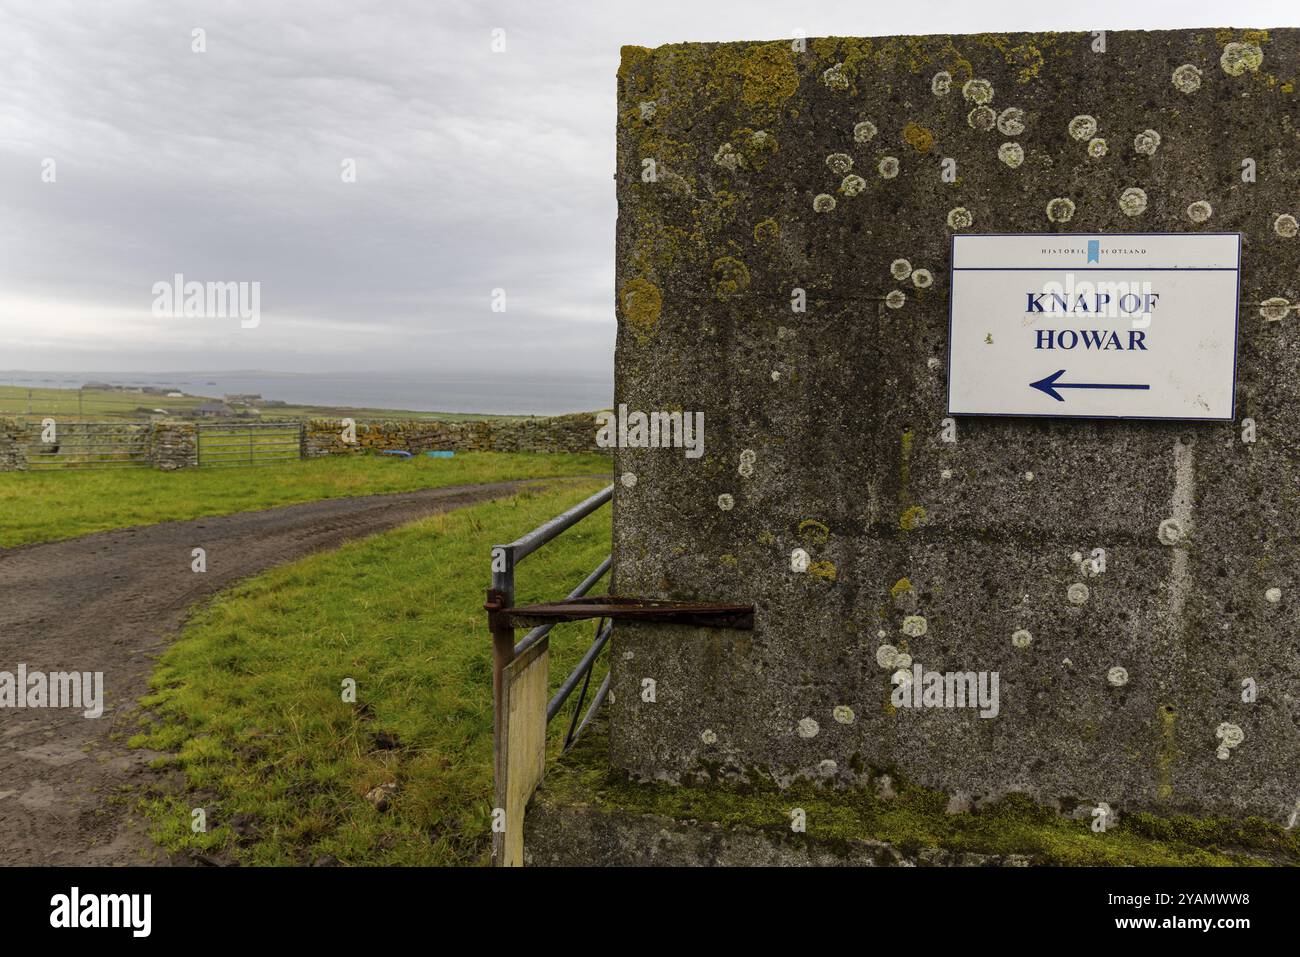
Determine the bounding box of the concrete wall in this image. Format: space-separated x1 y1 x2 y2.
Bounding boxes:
608 29 1299 820
304 413 604 457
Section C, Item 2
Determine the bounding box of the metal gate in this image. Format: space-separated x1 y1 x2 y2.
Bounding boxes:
197 422 303 467
19 421 150 470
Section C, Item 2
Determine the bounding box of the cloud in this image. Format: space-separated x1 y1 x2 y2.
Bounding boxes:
0 0 1291 397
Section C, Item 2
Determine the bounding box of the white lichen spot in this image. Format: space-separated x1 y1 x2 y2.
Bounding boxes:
700 729 717 745
717 493 735 511
1274 214 1299 238
738 461 754 477
826 152 854 175
840 174 867 196
1087 137 1108 158
853 120 878 143
1171 63 1203 93
962 78 994 104
894 652 912 669
1260 297 1291 321
1045 197 1076 223
790 548 810 573
940 468 953 480
620 471 637 488
947 206 973 230
770 370 781 381
1107 666 1129 687
639 101 657 120
1133 129 1162 156
931 71 952 95
1216 721 1245 757
927 356 941 369
1220 41 1263 77
1012 629 1033 648
1023 471 1035 481
1187 200 1213 223
821 62 850 90
1068 115 1098 141
876 643 900 668
713 142 742 171
878 156 900 179
818 759 838 774
797 717 820 738
891 258 913 280
813 193 837 213
1067 582 1090 605
739 448 756 465
912 269 933 288
1265 587 1282 603
967 105 997 132
997 107 1026 136
1157 517 1186 545
832 705 856 724
885 289 906 309
901 615 927 638
1118 187 1148 217
998 142 1024 168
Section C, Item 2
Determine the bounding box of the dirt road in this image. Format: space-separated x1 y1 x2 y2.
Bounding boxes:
0 478 562 865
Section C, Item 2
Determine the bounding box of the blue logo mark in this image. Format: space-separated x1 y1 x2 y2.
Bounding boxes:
1087 240 1100 264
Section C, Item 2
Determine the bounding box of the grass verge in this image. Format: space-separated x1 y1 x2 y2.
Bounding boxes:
0 451 609 547
132 479 611 865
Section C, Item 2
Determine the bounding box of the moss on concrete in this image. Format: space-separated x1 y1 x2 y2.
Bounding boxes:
541 724 1300 866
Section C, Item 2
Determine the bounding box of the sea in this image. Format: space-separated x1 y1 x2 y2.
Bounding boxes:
0 370 613 417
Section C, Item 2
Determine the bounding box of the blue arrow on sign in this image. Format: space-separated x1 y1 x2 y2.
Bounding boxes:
1029 369 1151 402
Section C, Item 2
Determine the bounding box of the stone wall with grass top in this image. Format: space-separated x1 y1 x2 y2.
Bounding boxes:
607 28 1300 823
304 412 606 457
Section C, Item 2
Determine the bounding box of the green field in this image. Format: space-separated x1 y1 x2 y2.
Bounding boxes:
0 383 539 423
132 479 612 866
0 452 610 547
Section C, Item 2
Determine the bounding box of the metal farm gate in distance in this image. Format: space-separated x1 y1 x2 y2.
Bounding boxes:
197 421 303 467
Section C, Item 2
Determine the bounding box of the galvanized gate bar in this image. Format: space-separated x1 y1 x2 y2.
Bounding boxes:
513 555 611 656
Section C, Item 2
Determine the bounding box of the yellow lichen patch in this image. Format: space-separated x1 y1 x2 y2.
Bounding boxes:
753 217 780 245
720 553 738 567
808 560 838 582
1156 704 1178 800
620 278 663 342
618 45 654 84
711 257 751 300
798 519 830 545
903 122 935 154
1242 29 1270 45
899 505 928 531
740 44 799 107
890 577 914 598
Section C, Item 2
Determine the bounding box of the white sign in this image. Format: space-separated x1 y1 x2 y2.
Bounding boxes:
947 233 1241 420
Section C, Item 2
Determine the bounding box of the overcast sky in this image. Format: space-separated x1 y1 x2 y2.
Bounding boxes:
1 0 1294 380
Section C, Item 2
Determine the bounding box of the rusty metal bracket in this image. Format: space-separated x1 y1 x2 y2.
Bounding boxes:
496 594 754 630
